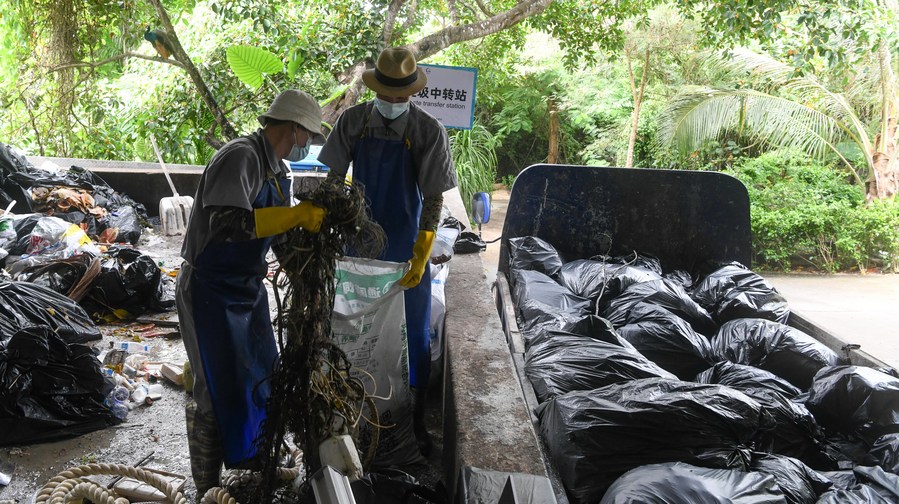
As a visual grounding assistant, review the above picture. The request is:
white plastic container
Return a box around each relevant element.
[119,342,151,354]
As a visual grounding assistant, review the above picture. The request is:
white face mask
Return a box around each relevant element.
[374,97,410,120]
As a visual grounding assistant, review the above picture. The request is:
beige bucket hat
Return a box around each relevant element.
[257,89,325,142]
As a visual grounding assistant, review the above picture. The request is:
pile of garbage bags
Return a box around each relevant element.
[0,142,176,446]
[0,142,148,247]
[508,235,899,504]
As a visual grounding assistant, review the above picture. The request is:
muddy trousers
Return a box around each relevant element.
[411,387,432,456]
[185,400,223,498]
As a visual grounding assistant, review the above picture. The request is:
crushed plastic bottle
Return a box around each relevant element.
[105,385,130,421]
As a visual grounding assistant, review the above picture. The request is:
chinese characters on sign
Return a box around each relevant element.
[411,64,478,130]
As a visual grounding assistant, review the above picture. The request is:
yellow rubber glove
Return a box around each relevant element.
[400,230,435,288]
[254,201,326,238]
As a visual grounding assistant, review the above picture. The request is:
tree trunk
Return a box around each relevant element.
[871,115,898,200]
[323,0,555,121]
[868,43,898,200]
[625,48,650,168]
[548,106,560,164]
[146,0,237,144]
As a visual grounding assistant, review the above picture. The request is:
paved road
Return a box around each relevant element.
[479,187,899,371]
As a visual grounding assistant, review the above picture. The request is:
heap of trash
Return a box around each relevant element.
[0,142,177,447]
[507,235,899,504]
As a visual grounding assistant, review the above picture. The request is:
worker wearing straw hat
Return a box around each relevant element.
[319,46,458,457]
[177,89,326,495]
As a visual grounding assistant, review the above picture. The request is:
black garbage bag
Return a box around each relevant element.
[598,462,788,504]
[604,279,718,336]
[750,453,832,504]
[741,388,841,470]
[350,469,446,503]
[525,331,677,402]
[817,465,899,503]
[508,236,564,278]
[592,264,662,313]
[615,302,716,380]
[8,213,42,255]
[866,434,899,474]
[560,315,632,347]
[100,205,142,244]
[453,231,485,254]
[0,326,115,445]
[664,269,694,290]
[536,377,774,503]
[557,259,615,304]
[0,281,100,344]
[711,319,842,390]
[804,366,899,444]
[512,269,590,341]
[599,251,664,275]
[695,361,802,399]
[82,246,174,318]
[691,263,790,324]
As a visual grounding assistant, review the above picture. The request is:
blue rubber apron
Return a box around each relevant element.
[352,110,431,389]
[190,166,288,468]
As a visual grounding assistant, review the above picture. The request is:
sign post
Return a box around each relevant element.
[411,64,478,130]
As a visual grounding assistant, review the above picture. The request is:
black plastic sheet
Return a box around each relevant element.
[615,302,716,379]
[512,269,590,341]
[691,263,790,324]
[598,462,787,504]
[664,269,694,290]
[749,453,832,504]
[0,326,115,445]
[525,331,676,402]
[604,279,718,336]
[711,319,842,390]
[804,366,899,444]
[508,236,564,278]
[350,469,446,503]
[695,361,802,399]
[0,281,100,344]
[536,377,774,503]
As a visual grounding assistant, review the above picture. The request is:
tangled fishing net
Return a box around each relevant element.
[251,179,385,502]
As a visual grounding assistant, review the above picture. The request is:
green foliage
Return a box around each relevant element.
[728,150,899,272]
[450,122,499,215]
[226,45,283,90]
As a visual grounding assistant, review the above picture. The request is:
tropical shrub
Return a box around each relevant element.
[729,150,899,272]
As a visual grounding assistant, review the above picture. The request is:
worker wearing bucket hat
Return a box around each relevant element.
[319,47,458,457]
[176,89,327,495]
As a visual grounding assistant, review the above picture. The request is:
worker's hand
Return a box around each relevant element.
[400,230,435,288]
[254,201,327,238]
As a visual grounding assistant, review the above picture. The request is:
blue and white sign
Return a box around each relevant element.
[411,64,477,130]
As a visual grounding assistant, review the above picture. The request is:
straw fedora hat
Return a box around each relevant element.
[362,47,428,98]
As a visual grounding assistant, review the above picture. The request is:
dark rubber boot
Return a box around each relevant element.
[411,387,432,457]
[185,401,223,499]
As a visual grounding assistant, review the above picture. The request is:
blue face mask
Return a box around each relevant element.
[374,97,410,120]
[286,129,312,162]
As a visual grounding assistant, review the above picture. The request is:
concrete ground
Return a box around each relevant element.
[480,186,899,371]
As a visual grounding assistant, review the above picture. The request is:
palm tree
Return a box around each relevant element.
[657,47,898,200]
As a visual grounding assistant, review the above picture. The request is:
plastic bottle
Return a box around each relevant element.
[111,385,130,403]
[110,401,129,421]
[131,384,148,404]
